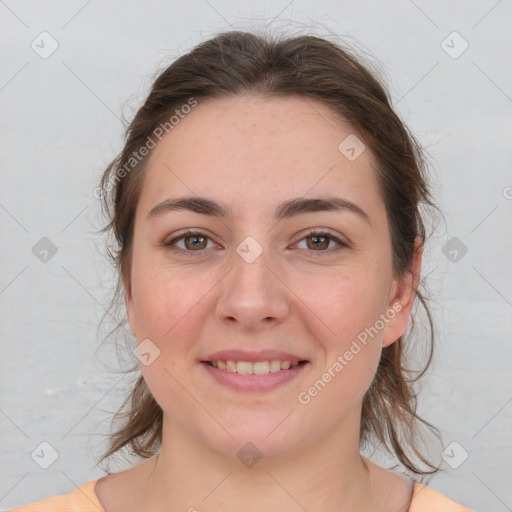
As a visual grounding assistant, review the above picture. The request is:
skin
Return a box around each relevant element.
[95,94,422,512]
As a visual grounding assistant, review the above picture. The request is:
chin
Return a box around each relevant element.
[196,413,309,465]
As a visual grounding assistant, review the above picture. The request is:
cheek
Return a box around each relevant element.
[133,263,209,419]
[130,252,203,339]
[129,255,224,382]
[302,269,388,344]
[298,271,386,399]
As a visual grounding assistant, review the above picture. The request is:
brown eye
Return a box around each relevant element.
[296,230,346,254]
[183,234,208,250]
[306,234,330,250]
[164,231,215,254]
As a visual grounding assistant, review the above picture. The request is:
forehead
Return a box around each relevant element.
[138,94,383,222]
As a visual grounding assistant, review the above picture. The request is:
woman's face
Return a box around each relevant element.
[125,94,419,460]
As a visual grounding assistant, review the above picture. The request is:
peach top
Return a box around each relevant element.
[8,479,473,511]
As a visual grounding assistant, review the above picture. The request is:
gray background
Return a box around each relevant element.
[1,1,511,511]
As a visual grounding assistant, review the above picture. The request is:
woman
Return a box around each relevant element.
[11,30,472,511]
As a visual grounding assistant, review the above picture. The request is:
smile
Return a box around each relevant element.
[201,360,309,392]
[205,360,305,375]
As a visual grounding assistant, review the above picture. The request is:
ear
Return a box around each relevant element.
[124,279,138,338]
[381,237,423,348]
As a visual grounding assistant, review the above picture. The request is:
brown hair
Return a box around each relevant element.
[96,29,439,474]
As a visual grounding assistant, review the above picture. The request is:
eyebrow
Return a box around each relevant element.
[146,195,370,224]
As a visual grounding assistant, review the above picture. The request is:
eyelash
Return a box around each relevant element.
[163,228,346,256]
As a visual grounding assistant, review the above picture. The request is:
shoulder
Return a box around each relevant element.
[7,479,104,512]
[410,483,473,512]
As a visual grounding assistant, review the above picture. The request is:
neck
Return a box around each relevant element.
[139,416,378,512]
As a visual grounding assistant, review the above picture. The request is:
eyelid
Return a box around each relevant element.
[164,229,219,254]
[292,228,347,252]
[163,228,348,255]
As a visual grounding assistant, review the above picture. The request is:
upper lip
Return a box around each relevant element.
[202,350,308,364]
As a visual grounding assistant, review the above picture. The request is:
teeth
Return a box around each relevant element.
[253,361,270,375]
[210,359,301,375]
[236,361,253,375]
[269,359,282,372]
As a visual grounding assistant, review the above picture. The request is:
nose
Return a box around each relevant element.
[215,243,290,330]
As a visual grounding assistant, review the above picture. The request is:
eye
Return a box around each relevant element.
[164,230,217,254]
[295,229,346,253]
[163,228,347,256]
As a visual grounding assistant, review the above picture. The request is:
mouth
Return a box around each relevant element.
[202,359,309,375]
[200,357,310,392]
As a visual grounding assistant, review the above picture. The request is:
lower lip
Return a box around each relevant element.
[201,362,308,392]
